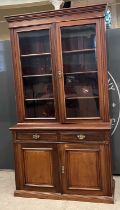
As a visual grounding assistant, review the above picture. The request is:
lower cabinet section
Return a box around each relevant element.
[14,141,112,199]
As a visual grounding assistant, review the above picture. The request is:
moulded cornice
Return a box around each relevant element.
[5,4,106,23]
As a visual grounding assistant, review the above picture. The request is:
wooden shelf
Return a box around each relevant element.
[25,117,56,120]
[21,52,51,57]
[62,48,95,54]
[25,98,54,101]
[64,71,97,75]
[23,74,52,78]
[66,96,99,100]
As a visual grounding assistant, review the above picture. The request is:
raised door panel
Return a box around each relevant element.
[24,148,54,186]
[66,149,99,188]
[61,143,112,196]
[15,143,60,192]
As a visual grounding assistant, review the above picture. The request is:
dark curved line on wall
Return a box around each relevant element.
[108,71,120,135]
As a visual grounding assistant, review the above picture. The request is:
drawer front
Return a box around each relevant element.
[60,131,105,142]
[16,132,57,141]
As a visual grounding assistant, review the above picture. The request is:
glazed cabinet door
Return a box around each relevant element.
[60,143,112,196]
[56,19,109,123]
[13,24,59,122]
[15,143,60,193]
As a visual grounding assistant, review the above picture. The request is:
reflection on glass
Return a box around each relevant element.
[63,51,97,73]
[19,30,50,54]
[23,76,53,99]
[21,55,51,75]
[61,24,96,51]
[25,100,55,118]
[64,73,98,98]
[66,98,99,118]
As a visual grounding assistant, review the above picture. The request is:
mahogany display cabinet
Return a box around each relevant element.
[6,4,114,203]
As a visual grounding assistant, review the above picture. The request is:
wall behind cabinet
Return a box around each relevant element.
[107,28,120,175]
[0,40,16,169]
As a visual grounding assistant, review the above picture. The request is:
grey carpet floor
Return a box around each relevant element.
[0,170,120,210]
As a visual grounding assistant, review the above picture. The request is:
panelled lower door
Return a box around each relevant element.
[61,143,111,196]
[15,143,60,192]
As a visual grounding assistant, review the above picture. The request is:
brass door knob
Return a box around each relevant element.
[58,71,62,79]
[61,165,65,174]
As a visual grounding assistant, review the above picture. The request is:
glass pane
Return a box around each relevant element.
[21,55,51,75]
[61,24,100,118]
[25,100,55,118]
[61,25,96,51]
[66,98,99,118]
[19,30,50,54]
[23,76,53,99]
[18,29,56,119]
[63,51,97,73]
[64,73,98,98]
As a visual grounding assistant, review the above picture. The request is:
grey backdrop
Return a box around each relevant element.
[0,29,120,174]
[107,28,120,174]
[0,41,16,169]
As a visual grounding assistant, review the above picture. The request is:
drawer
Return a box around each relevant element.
[60,131,105,142]
[16,132,57,141]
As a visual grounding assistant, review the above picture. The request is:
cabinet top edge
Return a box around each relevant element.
[5,4,106,23]
[10,122,111,131]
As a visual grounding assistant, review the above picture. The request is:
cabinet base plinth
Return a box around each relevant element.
[14,180,115,204]
[14,190,114,204]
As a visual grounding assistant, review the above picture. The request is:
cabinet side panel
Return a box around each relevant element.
[96,18,110,122]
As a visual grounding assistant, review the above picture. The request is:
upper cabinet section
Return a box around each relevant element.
[6,5,110,123]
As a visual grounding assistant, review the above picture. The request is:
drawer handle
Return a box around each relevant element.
[77,134,85,140]
[33,134,40,140]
